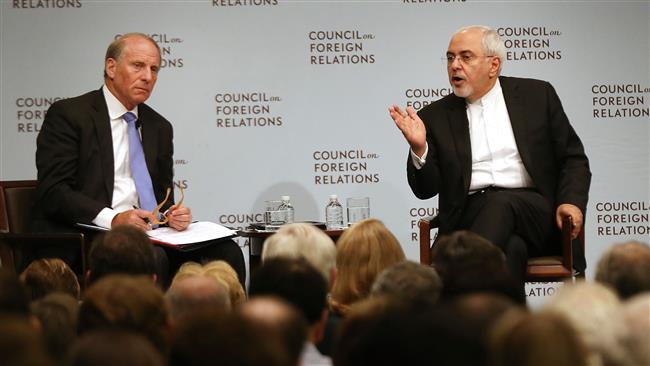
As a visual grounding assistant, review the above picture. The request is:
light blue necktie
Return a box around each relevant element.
[123,112,157,212]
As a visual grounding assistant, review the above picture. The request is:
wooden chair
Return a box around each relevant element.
[0,180,86,274]
[418,215,585,282]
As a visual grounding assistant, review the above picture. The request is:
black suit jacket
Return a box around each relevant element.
[408,76,591,263]
[31,88,175,233]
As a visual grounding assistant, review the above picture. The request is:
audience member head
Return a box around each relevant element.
[238,296,308,366]
[440,292,520,365]
[330,218,406,313]
[595,240,650,299]
[431,230,523,304]
[543,282,627,366]
[0,268,29,316]
[68,329,164,366]
[171,308,292,366]
[171,260,246,307]
[166,275,231,325]
[78,275,169,354]
[0,314,52,366]
[370,260,442,303]
[250,257,328,327]
[262,222,337,286]
[30,293,79,363]
[488,310,589,366]
[618,293,650,366]
[87,225,157,285]
[20,258,80,301]
[335,295,480,366]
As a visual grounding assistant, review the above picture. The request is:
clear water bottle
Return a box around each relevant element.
[325,194,344,230]
[279,195,294,224]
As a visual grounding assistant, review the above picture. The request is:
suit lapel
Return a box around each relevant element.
[446,96,472,192]
[92,89,115,200]
[501,77,532,168]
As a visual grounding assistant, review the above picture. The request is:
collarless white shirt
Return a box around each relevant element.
[92,85,140,228]
[411,79,533,192]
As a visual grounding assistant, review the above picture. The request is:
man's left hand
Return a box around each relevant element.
[166,205,192,231]
[556,203,583,240]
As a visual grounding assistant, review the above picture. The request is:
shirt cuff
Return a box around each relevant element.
[410,143,428,169]
[92,207,119,229]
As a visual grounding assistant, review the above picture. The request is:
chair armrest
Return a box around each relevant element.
[560,216,574,270]
[0,232,86,274]
[419,216,439,265]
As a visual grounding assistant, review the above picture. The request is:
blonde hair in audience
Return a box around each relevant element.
[262,223,337,283]
[171,260,246,307]
[330,219,405,314]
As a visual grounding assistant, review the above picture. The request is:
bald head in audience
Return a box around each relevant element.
[166,276,231,324]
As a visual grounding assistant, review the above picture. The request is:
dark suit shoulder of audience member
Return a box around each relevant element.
[20,258,80,301]
[431,230,525,304]
[78,274,169,355]
[68,329,164,366]
[595,240,650,299]
[30,293,79,363]
[0,268,30,316]
[87,225,157,285]
[171,309,293,366]
[0,314,53,366]
[488,310,589,366]
[370,260,442,303]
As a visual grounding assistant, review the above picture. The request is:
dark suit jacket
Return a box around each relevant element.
[407,76,591,266]
[31,88,175,233]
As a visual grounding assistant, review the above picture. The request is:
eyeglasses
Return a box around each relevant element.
[150,185,185,225]
[444,54,495,65]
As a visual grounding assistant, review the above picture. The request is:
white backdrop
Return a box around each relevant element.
[2,0,649,300]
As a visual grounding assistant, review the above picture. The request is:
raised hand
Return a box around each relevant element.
[389,105,427,157]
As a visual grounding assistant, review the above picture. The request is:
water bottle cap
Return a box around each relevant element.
[281,195,290,201]
[329,194,338,199]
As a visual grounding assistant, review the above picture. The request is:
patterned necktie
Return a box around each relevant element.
[123,112,157,212]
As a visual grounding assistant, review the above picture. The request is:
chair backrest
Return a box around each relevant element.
[0,180,37,234]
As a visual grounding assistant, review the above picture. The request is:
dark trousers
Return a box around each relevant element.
[158,238,246,289]
[455,187,554,286]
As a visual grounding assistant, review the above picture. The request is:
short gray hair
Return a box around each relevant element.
[595,240,650,299]
[454,25,506,74]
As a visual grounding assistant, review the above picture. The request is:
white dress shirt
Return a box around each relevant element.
[92,85,141,228]
[411,79,533,192]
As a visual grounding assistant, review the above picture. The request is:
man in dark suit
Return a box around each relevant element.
[31,33,245,285]
[389,25,591,285]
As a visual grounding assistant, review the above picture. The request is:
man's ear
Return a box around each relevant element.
[489,56,501,78]
[105,58,117,79]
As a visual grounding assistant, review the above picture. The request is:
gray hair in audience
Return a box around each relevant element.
[618,293,650,366]
[370,260,442,302]
[262,223,336,284]
[595,240,650,299]
[542,282,627,366]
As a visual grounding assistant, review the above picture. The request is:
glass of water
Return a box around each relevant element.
[264,200,285,229]
[346,197,370,226]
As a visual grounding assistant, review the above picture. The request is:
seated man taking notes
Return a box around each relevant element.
[30,33,245,285]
